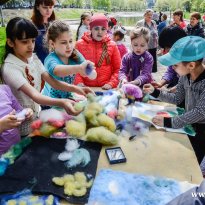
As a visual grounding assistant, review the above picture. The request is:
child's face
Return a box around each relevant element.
[112,35,120,42]
[83,16,91,26]
[51,31,74,58]
[38,3,54,20]
[8,38,35,62]
[91,26,107,41]
[131,36,148,55]
[190,17,199,27]
[172,62,190,76]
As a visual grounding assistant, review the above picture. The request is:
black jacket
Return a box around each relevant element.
[185,23,205,38]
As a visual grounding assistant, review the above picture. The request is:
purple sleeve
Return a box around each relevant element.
[5,85,23,112]
[136,52,153,86]
[162,66,178,83]
[118,53,130,81]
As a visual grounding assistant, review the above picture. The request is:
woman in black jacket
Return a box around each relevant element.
[185,12,205,38]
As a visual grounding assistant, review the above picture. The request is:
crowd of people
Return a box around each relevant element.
[1,1,205,203]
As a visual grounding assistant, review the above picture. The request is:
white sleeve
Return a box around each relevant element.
[3,64,28,90]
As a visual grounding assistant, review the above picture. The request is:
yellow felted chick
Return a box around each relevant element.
[66,120,86,137]
[45,195,54,205]
[86,127,118,145]
[52,177,65,186]
[97,113,116,132]
[6,200,17,205]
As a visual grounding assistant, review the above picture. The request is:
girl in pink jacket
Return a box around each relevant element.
[75,14,121,89]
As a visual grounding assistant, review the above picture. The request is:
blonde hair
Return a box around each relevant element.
[130,27,150,42]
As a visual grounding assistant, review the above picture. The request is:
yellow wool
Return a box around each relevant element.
[45,195,54,205]
[86,127,118,145]
[52,172,93,197]
[6,200,17,205]
[97,113,116,132]
[66,120,86,137]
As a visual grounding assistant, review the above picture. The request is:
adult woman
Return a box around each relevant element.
[136,9,158,73]
[31,0,56,63]
[170,9,186,29]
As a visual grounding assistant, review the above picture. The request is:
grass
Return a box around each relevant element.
[0,27,6,65]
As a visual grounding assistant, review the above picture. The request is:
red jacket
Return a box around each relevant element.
[74,32,121,88]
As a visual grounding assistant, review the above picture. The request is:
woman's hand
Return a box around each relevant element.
[0,110,22,133]
[152,115,164,127]
[143,84,155,94]
[102,84,112,90]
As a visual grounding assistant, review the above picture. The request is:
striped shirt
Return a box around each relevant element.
[151,70,205,128]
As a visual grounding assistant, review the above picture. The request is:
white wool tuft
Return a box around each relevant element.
[65,138,80,152]
[58,151,73,161]
[39,109,64,122]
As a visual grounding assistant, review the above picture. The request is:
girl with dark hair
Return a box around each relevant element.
[1,17,91,136]
[31,0,56,63]
[42,20,94,99]
[76,12,91,41]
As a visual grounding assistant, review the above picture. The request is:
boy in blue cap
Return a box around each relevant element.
[143,36,205,165]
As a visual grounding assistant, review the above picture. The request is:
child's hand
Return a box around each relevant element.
[77,83,85,87]
[129,80,140,86]
[73,86,87,96]
[25,108,34,120]
[152,116,164,127]
[80,60,96,76]
[62,99,82,116]
[102,84,112,90]
[151,81,163,88]
[121,79,128,84]
[0,110,22,133]
[81,87,95,95]
[143,84,154,94]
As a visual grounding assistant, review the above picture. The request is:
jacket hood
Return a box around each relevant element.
[81,31,111,43]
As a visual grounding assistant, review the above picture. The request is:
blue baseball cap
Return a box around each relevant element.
[159,36,205,66]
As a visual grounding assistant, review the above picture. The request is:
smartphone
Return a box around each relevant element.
[105,147,126,164]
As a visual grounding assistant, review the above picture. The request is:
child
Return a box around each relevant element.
[75,14,121,90]
[112,27,128,58]
[170,10,186,29]
[119,27,153,87]
[31,0,56,63]
[143,36,205,164]
[42,20,94,99]
[185,12,205,38]
[153,26,187,90]
[0,84,33,155]
[1,17,90,136]
[157,13,167,35]
[76,12,91,41]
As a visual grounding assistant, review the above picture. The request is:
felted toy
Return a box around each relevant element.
[97,113,116,132]
[121,84,143,104]
[86,127,118,145]
[52,172,93,197]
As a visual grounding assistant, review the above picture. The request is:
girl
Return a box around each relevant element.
[143,36,205,165]
[76,12,91,41]
[136,9,158,73]
[185,12,205,38]
[170,10,186,29]
[75,13,121,90]
[42,20,94,99]
[112,27,128,58]
[119,27,153,87]
[0,83,33,155]
[157,13,167,35]
[1,17,90,136]
[31,0,56,63]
